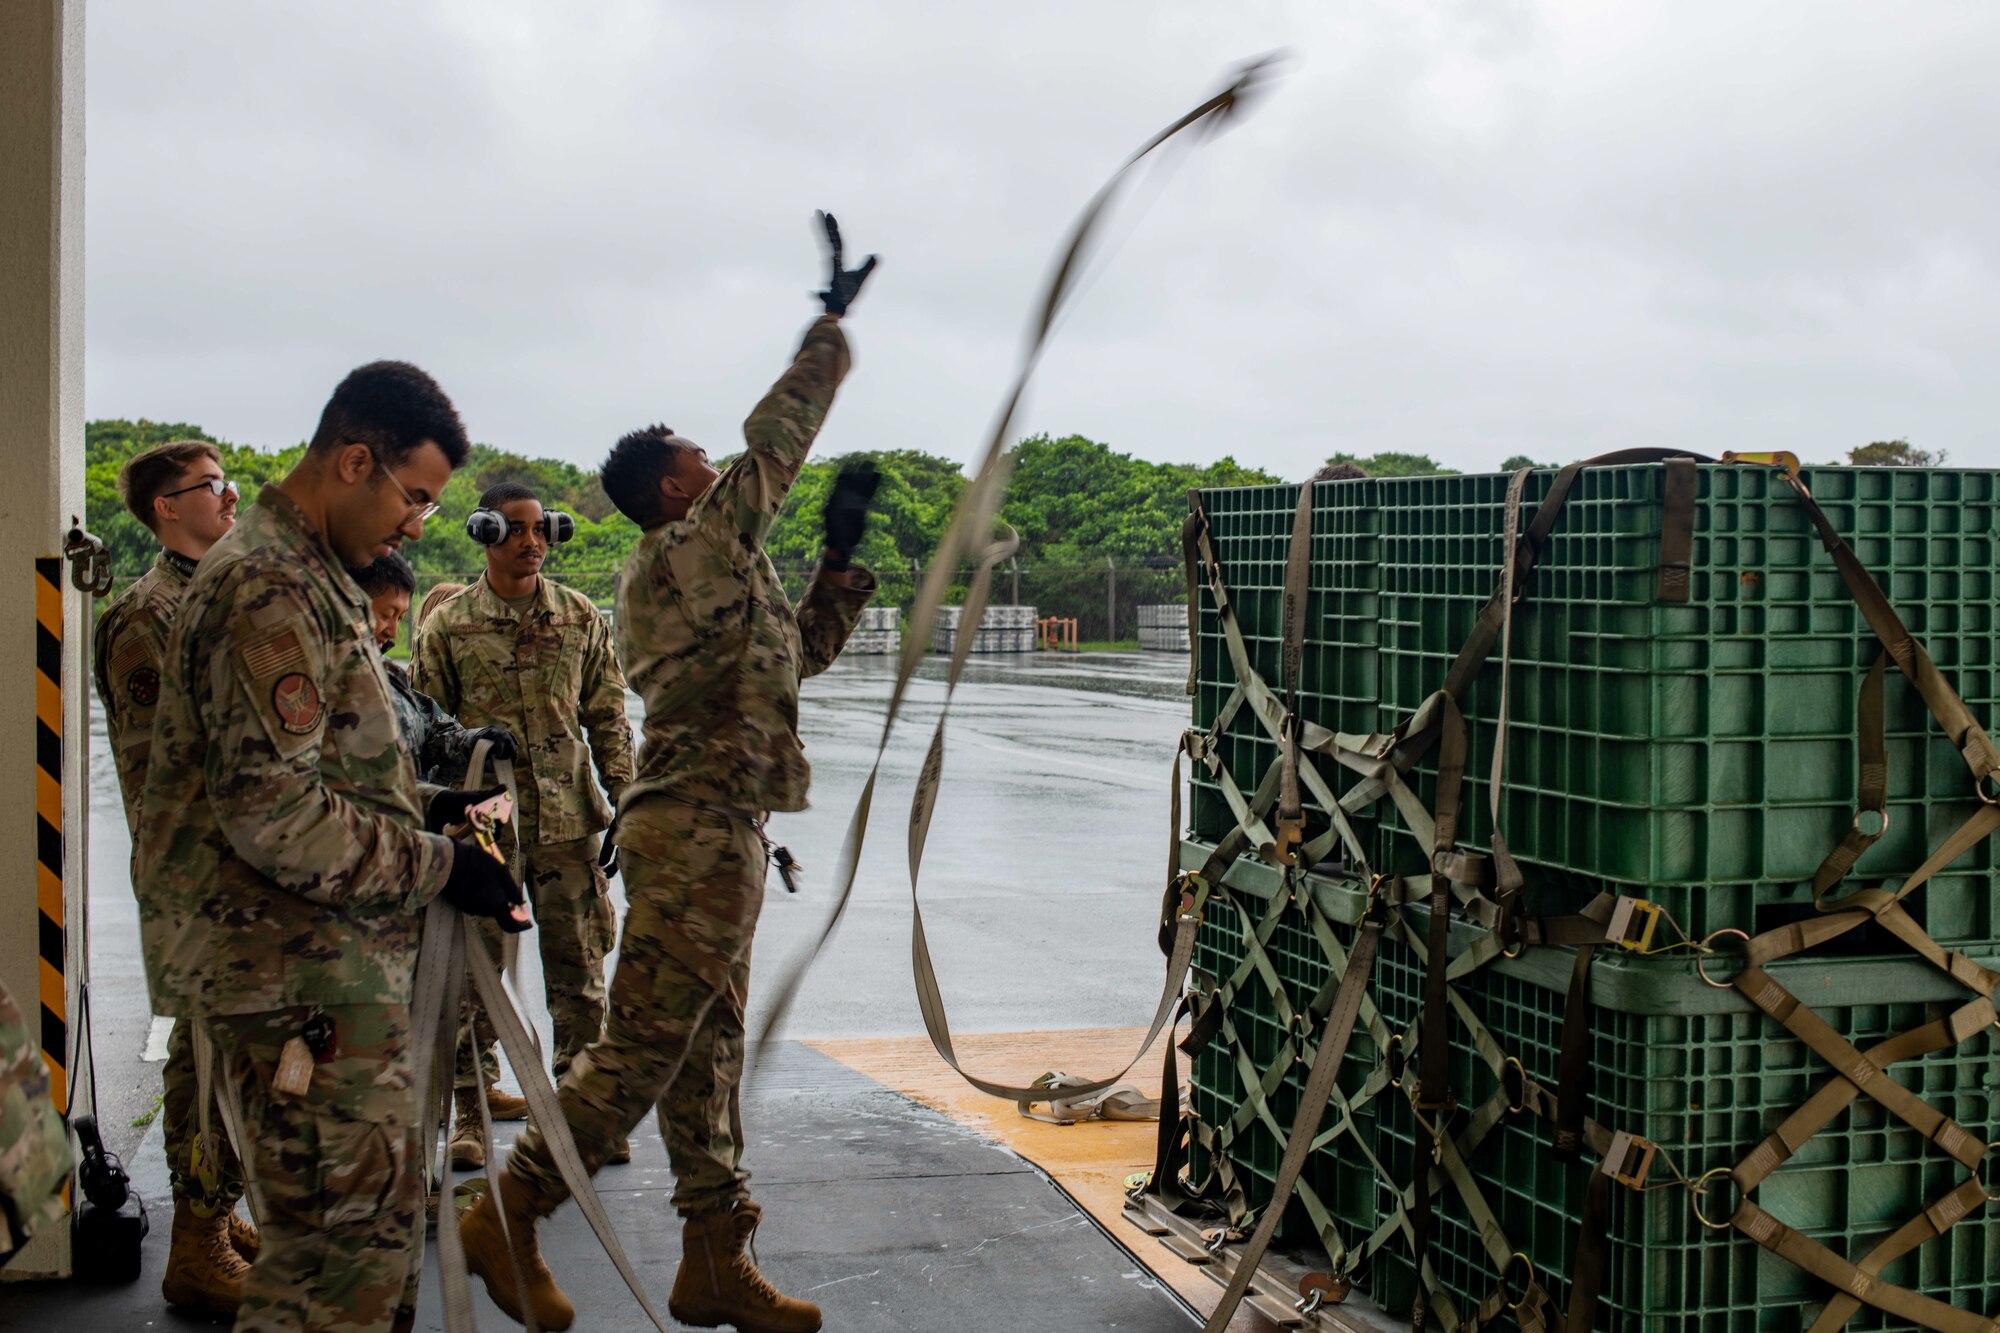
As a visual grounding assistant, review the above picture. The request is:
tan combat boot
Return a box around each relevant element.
[226,1209,260,1262]
[485,1084,529,1122]
[449,1088,487,1169]
[160,1199,251,1315]
[669,1201,822,1333]
[459,1169,575,1331]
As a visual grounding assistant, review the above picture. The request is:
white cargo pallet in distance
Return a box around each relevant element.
[930,605,1038,654]
[1135,604,1186,630]
[857,606,900,632]
[843,630,901,655]
[1138,626,1190,652]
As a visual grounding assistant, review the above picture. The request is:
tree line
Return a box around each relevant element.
[85,419,1943,584]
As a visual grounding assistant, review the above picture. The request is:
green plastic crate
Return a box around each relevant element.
[1191,479,1382,848]
[1181,855,2000,1333]
[1188,899,1382,1248]
[1365,917,2000,1333]
[1190,465,2000,951]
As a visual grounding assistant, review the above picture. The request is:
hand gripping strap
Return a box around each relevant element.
[415,736,673,1333]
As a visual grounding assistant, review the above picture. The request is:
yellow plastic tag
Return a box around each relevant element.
[273,1036,315,1097]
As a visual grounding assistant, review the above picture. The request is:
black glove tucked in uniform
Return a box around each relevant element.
[442,841,531,932]
[822,458,880,572]
[815,211,877,317]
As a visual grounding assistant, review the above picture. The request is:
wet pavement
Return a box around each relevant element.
[79,649,1193,1174]
[19,648,1198,1330]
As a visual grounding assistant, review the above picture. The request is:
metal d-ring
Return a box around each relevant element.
[1691,1167,1739,1232]
[1500,1056,1528,1115]
[1852,807,1890,839]
[1500,1251,1536,1313]
[1696,929,1750,989]
[1979,772,2000,808]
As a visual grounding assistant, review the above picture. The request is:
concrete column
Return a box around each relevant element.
[0,0,85,1281]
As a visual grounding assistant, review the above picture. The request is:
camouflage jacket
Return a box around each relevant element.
[616,314,876,818]
[0,979,70,1259]
[384,659,479,788]
[414,574,634,845]
[135,485,454,1017]
[91,549,194,836]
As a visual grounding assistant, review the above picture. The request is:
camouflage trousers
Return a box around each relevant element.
[208,1003,423,1333]
[161,1017,246,1215]
[455,832,615,1089]
[508,800,763,1217]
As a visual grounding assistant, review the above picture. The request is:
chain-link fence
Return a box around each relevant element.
[93,557,1189,657]
[404,558,1187,647]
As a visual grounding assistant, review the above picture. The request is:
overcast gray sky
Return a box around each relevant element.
[85,1,2000,475]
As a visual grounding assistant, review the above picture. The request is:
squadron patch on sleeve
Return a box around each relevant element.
[270,672,323,735]
[125,667,160,708]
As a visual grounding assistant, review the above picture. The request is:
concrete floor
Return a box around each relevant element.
[79,649,1192,1166]
[14,648,1200,1329]
[0,1042,1197,1331]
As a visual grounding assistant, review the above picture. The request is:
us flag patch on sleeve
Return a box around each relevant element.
[243,628,307,679]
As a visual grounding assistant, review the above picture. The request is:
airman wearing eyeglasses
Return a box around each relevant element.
[134,362,530,1333]
[89,437,255,1318]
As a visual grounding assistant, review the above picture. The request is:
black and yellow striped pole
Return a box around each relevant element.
[33,557,67,1118]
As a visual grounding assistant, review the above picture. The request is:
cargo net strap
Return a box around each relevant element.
[1177,454,2000,1333]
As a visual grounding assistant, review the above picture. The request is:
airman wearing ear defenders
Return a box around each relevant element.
[414,482,635,1165]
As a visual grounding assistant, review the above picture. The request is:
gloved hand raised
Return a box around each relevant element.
[427,785,507,834]
[442,842,532,932]
[814,211,877,317]
[821,458,880,571]
[468,726,517,762]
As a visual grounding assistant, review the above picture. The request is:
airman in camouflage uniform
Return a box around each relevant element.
[88,438,257,1315]
[0,976,71,1262]
[413,490,635,1155]
[135,362,530,1333]
[462,216,880,1333]
[354,554,532,1124]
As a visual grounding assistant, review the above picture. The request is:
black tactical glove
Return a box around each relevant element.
[442,841,532,932]
[427,785,507,834]
[468,726,517,762]
[821,458,880,571]
[814,211,877,317]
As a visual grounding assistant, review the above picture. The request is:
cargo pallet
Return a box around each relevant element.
[1149,456,2000,1333]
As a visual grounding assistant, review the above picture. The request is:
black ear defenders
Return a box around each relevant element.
[466,509,576,546]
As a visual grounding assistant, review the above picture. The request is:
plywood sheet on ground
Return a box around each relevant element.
[808,1025,1278,1332]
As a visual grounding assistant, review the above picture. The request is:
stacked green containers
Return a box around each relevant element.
[1184,464,2000,1332]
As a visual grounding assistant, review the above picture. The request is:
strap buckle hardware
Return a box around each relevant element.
[1607,897,1664,953]
[1978,772,2000,808]
[1720,449,1801,481]
[1202,1226,1239,1254]
[1295,1273,1348,1315]
[1601,1130,1658,1188]
[1176,873,1210,924]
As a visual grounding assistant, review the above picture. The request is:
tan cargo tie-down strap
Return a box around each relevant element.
[1198,889,1388,1333]
[1181,454,1707,1329]
[748,56,1284,1105]
[1700,460,2000,1333]
[413,740,674,1333]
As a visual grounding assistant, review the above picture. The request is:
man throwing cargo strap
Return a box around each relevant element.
[460,215,881,1333]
